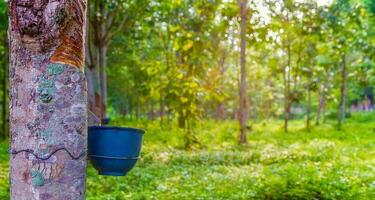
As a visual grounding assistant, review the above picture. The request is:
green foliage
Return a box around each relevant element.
[83,113,375,199]
[0,141,8,199]
[99,0,375,135]
[1,0,375,196]
[2,114,375,199]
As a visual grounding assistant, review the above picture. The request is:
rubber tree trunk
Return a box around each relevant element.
[238,0,248,144]
[284,44,291,133]
[215,50,227,120]
[9,1,87,199]
[86,0,113,123]
[316,82,327,125]
[86,65,101,125]
[85,20,102,126]
[86,41,107,124]
[306,88,312,131]
[99,46,107,121]
[338,54,347,130]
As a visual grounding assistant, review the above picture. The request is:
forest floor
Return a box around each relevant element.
[1,112,375,199]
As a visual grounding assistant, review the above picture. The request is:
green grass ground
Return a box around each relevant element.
[1,112,375,199]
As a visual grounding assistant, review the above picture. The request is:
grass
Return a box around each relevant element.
[1,112,375,199]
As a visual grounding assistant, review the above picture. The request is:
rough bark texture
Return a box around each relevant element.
[84,12,101,125]
[9,0,87,199]
[338,54,347,129]
[85,26,107,123]
[238,0,248,144]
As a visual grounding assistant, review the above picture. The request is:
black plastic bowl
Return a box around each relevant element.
[88,126,145,176]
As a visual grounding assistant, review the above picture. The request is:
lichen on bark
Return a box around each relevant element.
[9,0,88,199]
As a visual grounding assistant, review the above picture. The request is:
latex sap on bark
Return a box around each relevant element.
[9,0,87,199]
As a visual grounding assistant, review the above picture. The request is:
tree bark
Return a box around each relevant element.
[338,54,347,129]
[284,44,291,133]
[99,46,107,121]
[306,88,311,131]
[87,0,134,123]
[9,1,87,199]
[85,66,101,125]
[316,82,327,125]
[238,0,248,144]
[85,18,101,126]
[215,49,227,120]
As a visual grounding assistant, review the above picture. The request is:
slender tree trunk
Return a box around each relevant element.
[284,44,291,133]
[99,46,107,121]
[316,83,326,125]
[216,103,225,120]
[306,88,312,131]
[338,54,347,129]
[284,67,289,132]
[86,1,108,124]
[9,1,87,199]
[215,50,227,120]
[166,107,172,125]
[86,66,101,125]
[85,18,101,126]
[322,98,327,123]
[294,51,301,91]
[316,91,323,125]
[2,36,8,139]
[160,93,164,126]
[238,0,248,144]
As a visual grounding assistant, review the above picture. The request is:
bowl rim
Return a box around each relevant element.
[89,155,140,160]
[88,126,145,134]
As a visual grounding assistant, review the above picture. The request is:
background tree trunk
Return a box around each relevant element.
[85,20,101,126]
[338,54,347,129]
[99,46,108,121]
[86,0,136,123]
[215,49,227,120]
[316,82,327,125]
[238,0,248,144]
[284,44,291,133]
[306,88,312,131]
[9,1,87,199]
[85,66,101,125]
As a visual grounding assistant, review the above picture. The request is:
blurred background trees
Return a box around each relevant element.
[0,0,375,148]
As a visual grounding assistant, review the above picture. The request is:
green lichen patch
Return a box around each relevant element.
[30,170,45,187]
[38,78,55,91]
[38,77,57,103]
[47,63,66,76]
[38,63,67,103]
[42,129,53,145]
[40,90,53,103]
